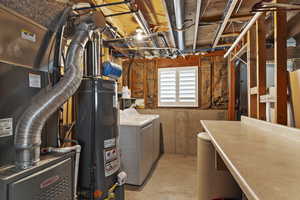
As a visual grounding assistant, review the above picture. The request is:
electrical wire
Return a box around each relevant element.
[173,19,195,31]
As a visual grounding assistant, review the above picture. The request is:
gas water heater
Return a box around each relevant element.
[76,39,125,200]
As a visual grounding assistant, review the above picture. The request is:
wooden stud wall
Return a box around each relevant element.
[122,52,229,109]
[256,14,266,120]
[121,52,229,155]
[274,0,288,125]
[247,26,257,118]
[228,57,236,120]
[228,6,288,125]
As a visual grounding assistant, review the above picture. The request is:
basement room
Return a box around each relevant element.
[0,0,300,200]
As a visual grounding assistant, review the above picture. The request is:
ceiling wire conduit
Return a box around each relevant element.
[14,22,93,169]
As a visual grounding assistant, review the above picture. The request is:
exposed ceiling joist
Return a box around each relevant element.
[199,14,253,24]
[221,32,240,37]
[212,0,240,48]
[216,43,233,48]
[230,14,253,22]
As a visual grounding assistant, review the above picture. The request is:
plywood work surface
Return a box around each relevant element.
[201,116,300,200]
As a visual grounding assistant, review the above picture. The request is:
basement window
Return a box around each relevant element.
[158,66,198,107]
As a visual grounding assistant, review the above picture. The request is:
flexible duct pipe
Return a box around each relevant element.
[173,0,185,50]
[14,22,92,169]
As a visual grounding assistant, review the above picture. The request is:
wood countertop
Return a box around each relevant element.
[201,116,300,200]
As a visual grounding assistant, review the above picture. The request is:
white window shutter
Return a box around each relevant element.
[158,69,176,103]
[178,67,198,106]
[158,66,198,107]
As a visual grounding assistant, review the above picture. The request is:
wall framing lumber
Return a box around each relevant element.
[230,43,247,61]
[221,32,240,38]
[274,0,288,125]
[228,56,236,120]
[256,14,266,120]
[247,26,257,118]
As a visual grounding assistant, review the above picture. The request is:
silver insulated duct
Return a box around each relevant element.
[173,0,185,50]
[14,22,92,169]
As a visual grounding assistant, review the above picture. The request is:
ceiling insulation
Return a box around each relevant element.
[91,0,169,37]
[0,0,67,28]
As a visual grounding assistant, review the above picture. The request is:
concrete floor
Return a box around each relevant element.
[125,154,197,200]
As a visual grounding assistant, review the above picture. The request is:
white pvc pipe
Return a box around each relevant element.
[47,145,81,199]
[224,12,263,58]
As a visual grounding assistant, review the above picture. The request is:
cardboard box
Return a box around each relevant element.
[289,70,300,128]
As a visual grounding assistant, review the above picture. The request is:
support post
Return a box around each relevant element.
[256,14,266,120]
[247,27,257,118]
[274,0,288,125]
[228,56,236,120]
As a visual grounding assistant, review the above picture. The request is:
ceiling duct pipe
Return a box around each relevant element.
[173,0,185,50]
[193,0,202,51]
[14,22,93,169]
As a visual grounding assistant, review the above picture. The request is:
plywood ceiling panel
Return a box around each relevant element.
[201,0,227,18]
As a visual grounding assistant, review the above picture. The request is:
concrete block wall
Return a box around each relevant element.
[138,109,227,155]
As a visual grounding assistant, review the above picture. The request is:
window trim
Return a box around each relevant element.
[158,66,199,108]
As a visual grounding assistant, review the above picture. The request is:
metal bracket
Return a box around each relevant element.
[74,0,132,11]
[105,10,138,18]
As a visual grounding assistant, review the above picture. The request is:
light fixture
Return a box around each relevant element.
[135,29,144,41]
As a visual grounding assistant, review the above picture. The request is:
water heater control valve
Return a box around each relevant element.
[117,171,127,186]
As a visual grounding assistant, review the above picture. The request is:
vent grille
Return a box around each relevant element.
[36,175,71,200]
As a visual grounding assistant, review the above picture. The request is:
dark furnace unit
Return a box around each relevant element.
[76,40,125,200]
[0,5,86,200]
[0,3,125,200]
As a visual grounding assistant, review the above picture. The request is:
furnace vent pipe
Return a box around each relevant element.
[14,23,92,169]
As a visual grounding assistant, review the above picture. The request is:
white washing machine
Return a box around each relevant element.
[119,109,160,185]
[121,109,160,162]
